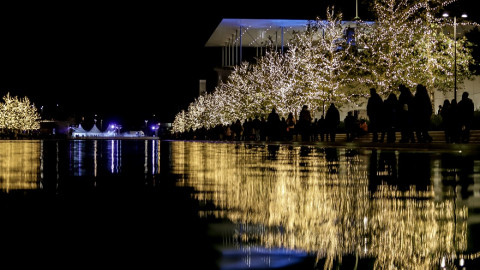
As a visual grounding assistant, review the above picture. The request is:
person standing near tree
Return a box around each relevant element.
[457,91,475,143]
[440,99,452,143]
[267,107,281,141]
[298,105,313,141]
[383,92,399,143]
[344,111,356,142]
[412,84,433,143]
[285,112,296,141]
[398,84,415,143]
[325,103,340,142]
[367,88,384,143]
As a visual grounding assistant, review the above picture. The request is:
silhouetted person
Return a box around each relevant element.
[260,116,267,141]
[449,99,461,143]
[279,117,287,141]
[440,99,451,143]
[286,112,296,141]
[232,119,243,140]
[457,91,474,143]
[243,118,254,141]
[298,105,312,141]
[412,84,432,143]
[383,92,399,143]
[317,115,326,142]
[252,115,261,141]
[344,111,356,142]
[398,84,415,143]
[325,103,340,142]
[367,88,384,142]
[267,108,281,141]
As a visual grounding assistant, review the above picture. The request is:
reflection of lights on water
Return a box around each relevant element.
[94,140,97,178]
[144,140,148,175]
[364,237,368,254]
[171,142,472,270]
[0,141,40,191]
[73,140,85,176]
[111,140,115,173]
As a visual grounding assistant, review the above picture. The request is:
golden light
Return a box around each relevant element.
[171,141,470,269]
[0,141,41,191]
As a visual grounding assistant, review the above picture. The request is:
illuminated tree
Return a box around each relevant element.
[172,110,186,134]
[172,0,475,134]
[354,0,473,95]
[0,93,40,132]
[288,7,361,111]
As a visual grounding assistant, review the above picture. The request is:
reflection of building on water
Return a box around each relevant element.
[171,142,475,269]
[0,141,40,191]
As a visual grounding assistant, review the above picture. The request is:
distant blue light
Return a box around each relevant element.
[219,247,309,270]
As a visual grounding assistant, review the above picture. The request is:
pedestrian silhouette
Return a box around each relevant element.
[440,99,452,143]
[298,105,313,141]
[398,84,415,143]
[383,92,399,143]
[286,112,296,141]
[267,108,281,141]
[325,103,340,142]
[367,88,384,142]
[457,91,475,143]
[344,111,356,142]
[412,84,432,143]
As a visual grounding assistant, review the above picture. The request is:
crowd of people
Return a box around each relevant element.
[175,104,342,142]
[365,84,475,144]
[174,84,475,144]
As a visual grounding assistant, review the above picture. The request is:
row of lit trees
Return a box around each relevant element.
[173,0,475,134]
[0,93,40,132]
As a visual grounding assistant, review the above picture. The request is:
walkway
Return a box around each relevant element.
[250,130,480,152]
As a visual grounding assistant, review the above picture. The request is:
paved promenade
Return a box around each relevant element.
[240,130,480,152]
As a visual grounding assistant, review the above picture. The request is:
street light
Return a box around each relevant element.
[443,11,468,101]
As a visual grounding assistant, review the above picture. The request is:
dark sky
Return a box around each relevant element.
[0,1,476,128]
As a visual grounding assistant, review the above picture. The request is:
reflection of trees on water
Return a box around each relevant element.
[171,142,474,269]
[0,141,40,191]
[441,152,475,200]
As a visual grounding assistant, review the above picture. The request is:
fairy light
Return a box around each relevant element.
[0,92,40,132]
[172,0,475,134]
[354,0,474,96]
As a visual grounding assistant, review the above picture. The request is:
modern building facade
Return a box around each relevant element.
[205,18,480,120]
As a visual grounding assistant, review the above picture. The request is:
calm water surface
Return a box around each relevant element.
[1,139,479,269]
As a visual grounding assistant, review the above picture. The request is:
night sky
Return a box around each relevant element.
[0,1,477,129]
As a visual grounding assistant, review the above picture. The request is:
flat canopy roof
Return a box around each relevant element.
[205,18,310,48]
[205,18,364,48]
